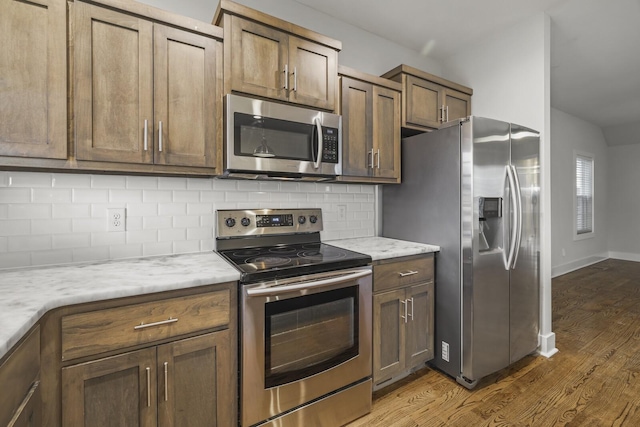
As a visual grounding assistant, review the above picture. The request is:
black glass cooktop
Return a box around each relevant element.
[218,242,371,283]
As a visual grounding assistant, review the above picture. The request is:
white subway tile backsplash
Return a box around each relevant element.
[0,172,376,269]
[0,220,31,236]
[0,252,31,269]
[143,216,173,230]
[52,173,91,188]
[72,218,104,233]
[73,246,110,263]
[158,228,186,242]
[7,204,52,219]
[31,249,73,266]
[9,172,52,188]
[54,204,91,219]
[52,233,91,249]
[158,203,186,216]
[109,189,143,203]
[8,235,51,252]
[74,189,109,203]
[159,177,187,190]
[1,188,31,203]
[126,229,158,244]
[187,177,213,190]
[126,176,159,189]
[143,190,172,203]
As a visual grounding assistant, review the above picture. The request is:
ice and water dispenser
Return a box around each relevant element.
[478,197,502,251]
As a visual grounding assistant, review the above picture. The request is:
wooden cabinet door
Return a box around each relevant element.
[405,282,435,369]
[341,77,372,177]
[405,75,442,129]
[62,347,157,427]
[157,331,234,427]
[373,86,400,180]
[74,2,154,164]
[153,25,221,169]
[0,0,66,159]
[229,16,288,102]
[373,289,406,385]
[288,37,337,111]
[443,88,472,123]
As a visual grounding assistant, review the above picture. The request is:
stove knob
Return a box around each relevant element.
[309,215,318,224]
[225,218,236,228]
[241,217,250,227]
[298,215,306,225]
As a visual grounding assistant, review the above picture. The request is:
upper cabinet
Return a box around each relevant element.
[0,0,67,160]
[382,64,473,134]
[73,1,223,174]
[339,66,401,184]
[214,0,341,111]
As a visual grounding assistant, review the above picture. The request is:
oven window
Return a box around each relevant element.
[264,286,359,388]
[235,112,314,161]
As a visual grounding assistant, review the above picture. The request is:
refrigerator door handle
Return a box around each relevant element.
[505,165,518,270]
[510,165,523,269]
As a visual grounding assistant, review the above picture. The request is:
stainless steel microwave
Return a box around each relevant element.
[223,94,342,180]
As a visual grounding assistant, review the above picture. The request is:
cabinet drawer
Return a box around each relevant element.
[0,326,40,427]
[374,255,433,293]
[61,290,230,361]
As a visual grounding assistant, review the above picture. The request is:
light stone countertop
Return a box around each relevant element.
[0,237,439,361]
[0,252,240,361]
[327,236,440,261]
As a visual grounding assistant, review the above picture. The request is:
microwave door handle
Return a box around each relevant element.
[313,117,323,169]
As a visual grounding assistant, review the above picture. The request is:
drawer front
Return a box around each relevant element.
[374,255,434,293]
[0,326,40,427]
[62,290,230,361]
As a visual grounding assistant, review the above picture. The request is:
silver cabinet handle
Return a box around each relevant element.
[400,299,407,323]
[163,362,169,402]
[440,105,445,123]
[283,64,289,90]
[446,105,449,122]
[293,66,297,92]
[145,367,151,407]
[158,121,163,152]
[376,149,380,169]
[408,297,414,320]
[143,120,148,151]
[368,150,374,168]
[398,270,418,277]
[134,317,178,330]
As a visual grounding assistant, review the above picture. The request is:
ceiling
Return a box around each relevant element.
[293,0,640,141]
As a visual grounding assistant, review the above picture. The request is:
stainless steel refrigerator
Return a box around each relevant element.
[383,116,540,389]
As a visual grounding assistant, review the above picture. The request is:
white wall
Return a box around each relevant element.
[439,14,556,356]
[140,0,442,76]
[608,144,640,261]
[0,172,375,269]
[550,108,609,277]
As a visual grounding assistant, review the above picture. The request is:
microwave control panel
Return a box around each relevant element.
[321,127,339,163]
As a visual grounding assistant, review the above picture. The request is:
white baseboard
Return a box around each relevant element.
[608,251,640,262]
[551,253,609,278]
[538,332,558,358]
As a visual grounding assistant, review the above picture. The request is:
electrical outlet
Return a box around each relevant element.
[442,341,450,362]
[108,208,126,232]
[337,204,347,221]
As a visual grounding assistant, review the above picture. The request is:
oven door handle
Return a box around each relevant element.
[245,269,371,297]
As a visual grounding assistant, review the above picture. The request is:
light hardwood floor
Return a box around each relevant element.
[347,259,640,426]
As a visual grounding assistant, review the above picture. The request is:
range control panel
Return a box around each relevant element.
[216,208,323,238]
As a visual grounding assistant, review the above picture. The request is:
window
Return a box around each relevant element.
[575,153,594,236]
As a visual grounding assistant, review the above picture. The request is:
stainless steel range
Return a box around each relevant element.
[215,208,373,427]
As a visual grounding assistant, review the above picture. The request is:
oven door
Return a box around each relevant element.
[241,267,372,427]
[224,94,342,178]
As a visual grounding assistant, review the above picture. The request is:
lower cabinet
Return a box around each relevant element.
[62,331,231,426]
[372,254,435,389]
[0,326,41,427]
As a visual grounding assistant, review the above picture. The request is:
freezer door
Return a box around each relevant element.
[509,124,540,363]
[461,117,511,382]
